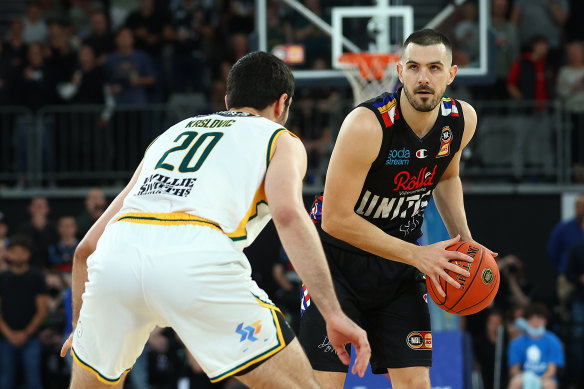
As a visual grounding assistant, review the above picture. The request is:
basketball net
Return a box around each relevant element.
[338,53,401,106]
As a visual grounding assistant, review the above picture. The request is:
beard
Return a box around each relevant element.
[403,84,444,112]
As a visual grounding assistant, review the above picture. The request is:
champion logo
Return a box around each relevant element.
[235,320,262,342]
[416,149,428,159]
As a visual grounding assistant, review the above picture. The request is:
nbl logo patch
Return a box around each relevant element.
[436,126,453,158]
[406,331,432,350]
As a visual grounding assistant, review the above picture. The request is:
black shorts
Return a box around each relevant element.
[298,241,432,374]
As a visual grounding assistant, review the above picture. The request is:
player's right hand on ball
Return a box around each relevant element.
[325,313,371,377]
[416,235,473,297]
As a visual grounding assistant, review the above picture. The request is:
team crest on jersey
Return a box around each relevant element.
[436,126,453,158]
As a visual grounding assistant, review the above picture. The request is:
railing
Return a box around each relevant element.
[0,100,576,189]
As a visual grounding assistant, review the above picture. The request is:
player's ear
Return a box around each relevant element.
[275,93,288,118]
[396,62,403,83]
[447,65,458,85]
[224,95,229,110]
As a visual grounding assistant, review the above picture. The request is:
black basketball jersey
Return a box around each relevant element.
[310,88,465,250]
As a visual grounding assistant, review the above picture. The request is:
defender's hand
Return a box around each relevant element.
[325,313,371,377]
[416,235,474,297]
[60,333,73,358]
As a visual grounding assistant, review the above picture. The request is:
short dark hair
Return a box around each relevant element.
[226,51,295,110]
[529,34,549,51]
[524,303,549,321]
[403,29,453,57]
[8,234,32,251]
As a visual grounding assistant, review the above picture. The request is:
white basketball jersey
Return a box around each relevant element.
[117,111,292,249]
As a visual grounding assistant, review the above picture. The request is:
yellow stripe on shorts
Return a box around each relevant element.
[71,348,131,385]
[115,212,222,232]
[208,300,286,382]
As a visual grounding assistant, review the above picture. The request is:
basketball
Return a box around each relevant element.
[426,242,500,315]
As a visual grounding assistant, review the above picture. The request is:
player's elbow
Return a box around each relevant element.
[73,241,94,263]
[321,213,347,240]
[271,205,304,227]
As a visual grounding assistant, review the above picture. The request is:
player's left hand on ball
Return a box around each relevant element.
[325,313,371,377]
[60,333,73,358]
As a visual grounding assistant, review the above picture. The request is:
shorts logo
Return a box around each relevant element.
[317,336,337,354]
[436,126,453,158]
[406,331,432,350]
[235,320,262,342]
[76,320,83,339]
[482,268,494,285]
[423,293,428,303]
[416,149,428,159]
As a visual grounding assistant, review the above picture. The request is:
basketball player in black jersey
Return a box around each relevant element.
[299,29,497,389]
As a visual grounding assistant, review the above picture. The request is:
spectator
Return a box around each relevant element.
[45,19,78,84]
[104,27,156,105]
[490,0,520,99]
[511,0,569,70]
[220,0,254,35]
[454,2,480,67]
[16,197,59,269]
[22,1,49,45]
[507,35,554,104]
[496,254,532,312]
[83,11,116,64]
[507,303,564,389]
[2,19,28,99]
[125,0,172,60]
[564,222,584,389]
[0,41,8,105]
[48,216,78,274]
[0,235,49,389]
[287,0,330,69]
[76,188,106,239]
[69,0,99,39]
[546,193,584,274]
[474,309,507,389]
[556,42,584,182]
[168,0,216,93]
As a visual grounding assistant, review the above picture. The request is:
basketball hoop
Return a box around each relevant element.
[338,52,401,105]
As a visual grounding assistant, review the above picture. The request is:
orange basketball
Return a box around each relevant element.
[426,242,499,315]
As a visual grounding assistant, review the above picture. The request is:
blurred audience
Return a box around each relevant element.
[546,193,584,274]
[556,42,584,182]
[507,303,563,389]
[48,216,78,273]
[0,235,49,389]
[22,1,49,45]
[490,0,520,99]
[76,187,106,239]
[473,309,508,389]
[16,197,59,269]
[83,10,116,64]
[564,219,584,389]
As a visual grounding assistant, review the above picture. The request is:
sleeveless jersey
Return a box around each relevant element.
[311,88,465,249]
[118,111,291,249]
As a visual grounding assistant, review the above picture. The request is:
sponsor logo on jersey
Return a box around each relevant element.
[137,174,197,197]
[235,320,262,342]
[406,331,432,350]
[437,126,453,158]
[355,189,433,223]
[385,148,410,166]
[482,268,494,285]
[394,165,437,192]
[416,149,428,159]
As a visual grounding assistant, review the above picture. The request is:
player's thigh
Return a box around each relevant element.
[387,366,430,389]
[236,338,320,389]
[363,278,432,372]
[69,362,128,389]
[72,222,160,384]
[314,370,347,389]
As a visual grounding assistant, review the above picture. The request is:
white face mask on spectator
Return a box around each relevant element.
[525,324,545,338]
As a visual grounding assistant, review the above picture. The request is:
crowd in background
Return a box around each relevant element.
[1,0,584,388]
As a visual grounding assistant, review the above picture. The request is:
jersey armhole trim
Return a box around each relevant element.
[266,128,298,168]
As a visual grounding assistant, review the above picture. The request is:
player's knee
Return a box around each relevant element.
[394,375,430,389]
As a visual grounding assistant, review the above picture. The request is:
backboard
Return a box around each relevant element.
[257,0,492,85]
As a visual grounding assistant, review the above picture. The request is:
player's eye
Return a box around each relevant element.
[408,64,417,70]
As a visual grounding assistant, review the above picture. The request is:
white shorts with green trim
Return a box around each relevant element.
[72,217,289,384]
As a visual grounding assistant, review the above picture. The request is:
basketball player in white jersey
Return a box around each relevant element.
[60,51,370,389]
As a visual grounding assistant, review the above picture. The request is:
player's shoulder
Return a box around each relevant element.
[456,99,477,124]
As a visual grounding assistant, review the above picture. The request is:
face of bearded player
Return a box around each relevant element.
[398,43,457,113]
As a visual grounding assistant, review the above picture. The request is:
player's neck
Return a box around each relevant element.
[228,107,276,122]
[399,89,439,138]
